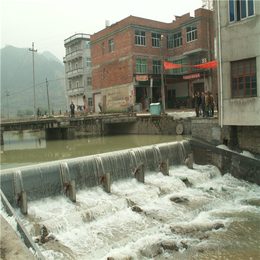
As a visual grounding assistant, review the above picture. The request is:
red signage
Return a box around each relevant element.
[183,73,200,80]
[136,74,148,81]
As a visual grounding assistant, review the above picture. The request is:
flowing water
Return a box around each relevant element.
[1,131,260,259]
[2,165,259,260]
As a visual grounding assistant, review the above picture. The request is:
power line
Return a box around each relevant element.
[1,77,66,99]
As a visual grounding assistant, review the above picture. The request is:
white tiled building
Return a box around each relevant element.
[63,33,93,111]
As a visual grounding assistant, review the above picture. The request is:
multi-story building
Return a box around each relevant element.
[90,8,216,112]
[215,0,259,126]
[63,33,93,111]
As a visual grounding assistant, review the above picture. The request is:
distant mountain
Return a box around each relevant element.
[41,51,62,63]
[1,45,66,118]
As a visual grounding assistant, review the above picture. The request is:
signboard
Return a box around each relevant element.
[183,73,200,80]
[136,74,148,81]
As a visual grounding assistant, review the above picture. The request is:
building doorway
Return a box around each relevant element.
[94,93,102,112]
[167,89,176,108]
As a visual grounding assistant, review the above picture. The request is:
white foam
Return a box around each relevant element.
[17,165,260,259]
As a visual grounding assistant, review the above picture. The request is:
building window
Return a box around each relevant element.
[75,63,78,69]
[229,0,255,22]
[75,46,78,51]
[86,58,91,67]
[153,60,161,74]
[68,62,72,71]
[87,77,92,86]
[103,68,106,79]
[88,98,92,107]
[168,32,183,49]
[68,47,71,54]
[168,58,188,74]
[135,30,146,46]
[86,40,91,49]
[231,58,257,98]
[174,32,183,47]
[136,59,147,74]
[102,42,105,55]
[186,25,197,42]
[76,81,79,88]
[167,35,174,49]
[69,81,71,89]
[109,39,114,52]
[152,33,161,47]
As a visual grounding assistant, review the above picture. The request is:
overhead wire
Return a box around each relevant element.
[1,77,66,99]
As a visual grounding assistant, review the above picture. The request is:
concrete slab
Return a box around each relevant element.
[0,215,37,260]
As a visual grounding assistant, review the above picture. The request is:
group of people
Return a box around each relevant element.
[193,92,216,117]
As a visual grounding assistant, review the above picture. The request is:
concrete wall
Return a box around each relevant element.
[191,140,260,185]
[216,0,260,126]
[106,116,191,135]
[192,117,260,154]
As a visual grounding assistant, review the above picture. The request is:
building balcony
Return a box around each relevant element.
[64,33,91,45]
[66,68,84,78]
[63,50,83,63]
[67,86,84,96]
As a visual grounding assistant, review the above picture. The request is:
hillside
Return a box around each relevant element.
[1,45,66,118]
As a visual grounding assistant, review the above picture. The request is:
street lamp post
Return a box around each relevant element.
[160,35,166,114]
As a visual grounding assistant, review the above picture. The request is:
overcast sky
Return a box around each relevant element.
[1,0,203,62]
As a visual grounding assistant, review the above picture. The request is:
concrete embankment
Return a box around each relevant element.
[1,215,37,260]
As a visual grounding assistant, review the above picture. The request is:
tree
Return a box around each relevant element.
[17,110,25,117]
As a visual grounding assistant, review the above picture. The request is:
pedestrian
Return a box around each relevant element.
[210,93,215,117]
[197,92,202,116]
[201,92,206,117]
[70,101,75,117]
[193,93,199,117]
[208,92,212,117]
[216,93,219,113]
[205,92,209,117]
[37,108,40,118]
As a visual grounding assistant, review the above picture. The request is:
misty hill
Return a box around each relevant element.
[41,51,62,63]
[1,45,66,118]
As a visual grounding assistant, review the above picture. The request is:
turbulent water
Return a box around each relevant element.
[5,164,259,260]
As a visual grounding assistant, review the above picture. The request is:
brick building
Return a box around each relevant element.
[90,8,216,112]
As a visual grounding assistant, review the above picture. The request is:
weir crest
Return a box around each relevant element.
[1,140,191,208]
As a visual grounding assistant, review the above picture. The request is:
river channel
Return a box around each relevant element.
[0,130,189,170]
[1,131,260,259]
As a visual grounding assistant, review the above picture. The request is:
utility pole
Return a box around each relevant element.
[5,89,10,120]
[29,42,37,120]
[46,78,51,117]
[160,35,166,114]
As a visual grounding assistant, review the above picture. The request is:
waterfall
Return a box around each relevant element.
[1,140,191,206]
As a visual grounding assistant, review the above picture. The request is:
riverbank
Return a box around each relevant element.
[0,215,37,260]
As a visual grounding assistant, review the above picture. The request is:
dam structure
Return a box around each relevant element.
[1,140,192,209]
[1,135,260,260]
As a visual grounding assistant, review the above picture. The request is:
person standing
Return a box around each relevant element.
[193,93,199,117]
[70,101,75,117]
[208,92,212,117]
[205,92,209,117]
[201,92,206,117]
[210,93,215,117]
[197,92,202,116]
